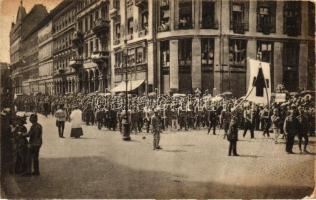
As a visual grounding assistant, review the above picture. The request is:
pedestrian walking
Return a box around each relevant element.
[54,104,66,138]
[151,109,162,150]
[70,105,83,138]
[227,116,239,156]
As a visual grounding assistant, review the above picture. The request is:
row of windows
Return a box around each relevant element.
[77,0,98,12]
[155,0,314,36]
[78,6,108,34]
[54,31,73,52]
[114,46,147,68]
[53,8,76,33]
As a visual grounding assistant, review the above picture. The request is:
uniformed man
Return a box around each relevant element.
[151,109,162,150]
[297,108,309,153]
[25,114,42,176]
[207,106,217,135]
[283,109,299,154]
[243,106,255,139]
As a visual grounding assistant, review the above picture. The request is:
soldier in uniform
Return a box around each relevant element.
[221,105,232,139]
[207,106,217,135]
[227,116,239,156]
[283,109,299,154]
[297,108,309,153]
[151,109,162,150]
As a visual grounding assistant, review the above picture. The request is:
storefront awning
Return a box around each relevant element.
[111,80,144,93]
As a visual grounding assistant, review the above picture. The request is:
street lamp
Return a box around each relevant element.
[122,39,131,141]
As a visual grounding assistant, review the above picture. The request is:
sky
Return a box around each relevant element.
[0,0,62,63]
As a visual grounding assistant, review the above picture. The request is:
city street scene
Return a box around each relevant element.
[0,0,315,199]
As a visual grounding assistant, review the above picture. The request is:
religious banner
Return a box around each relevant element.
[245,58,271,105]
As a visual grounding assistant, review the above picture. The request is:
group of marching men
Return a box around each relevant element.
[13,89,315,154]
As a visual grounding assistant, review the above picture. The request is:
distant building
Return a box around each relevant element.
[10,1,48,95]
[0,62,12,109]
[51,0,77,95]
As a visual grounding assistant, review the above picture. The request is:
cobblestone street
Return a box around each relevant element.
[2,114,315,198]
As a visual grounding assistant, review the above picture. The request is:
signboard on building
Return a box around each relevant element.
[274,93,286,103]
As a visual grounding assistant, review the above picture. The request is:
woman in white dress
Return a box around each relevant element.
[70,105,83,138]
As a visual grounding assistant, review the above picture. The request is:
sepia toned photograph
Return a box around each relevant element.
[0,0,315,198]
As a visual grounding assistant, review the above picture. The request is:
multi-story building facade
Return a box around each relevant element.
[10,2,48,95]
[109,0,315,97]
[70,0,110,93]
[38,18,54,95]
[52,0,77,95]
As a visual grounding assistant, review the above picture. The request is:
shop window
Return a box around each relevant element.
[201,0,215,29]
[284,1,301,36]
[179,39,192,66]
[229,39,247,67]
[127,49,135,66]
[136,47,145,64]
[178,0,193,29]
[161,41,170,68]
[158,0,170,32]
[115,51,123,68]
[201,38,214,67]
[230,0,249,34]
[257,1,276,34]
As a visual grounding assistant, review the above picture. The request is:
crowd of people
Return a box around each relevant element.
[1,85,315,177]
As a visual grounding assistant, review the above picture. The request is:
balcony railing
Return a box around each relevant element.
[93,19,110,36]
[135,0,147,8]
[69,57,83,71]
[91,51,109,64]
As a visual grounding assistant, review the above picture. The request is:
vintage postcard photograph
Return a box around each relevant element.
[0,0,315,199]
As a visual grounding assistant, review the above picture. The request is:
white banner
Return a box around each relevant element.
[275,93,286,103]
[246,58,271,105]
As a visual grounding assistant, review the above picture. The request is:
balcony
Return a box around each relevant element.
[91,51,109,64]
[72,31,84,47]
[93,19,110,36]
[69,57,83,71]
[135,0,147,8]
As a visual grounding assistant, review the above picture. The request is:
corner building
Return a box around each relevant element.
[109,0,315,97]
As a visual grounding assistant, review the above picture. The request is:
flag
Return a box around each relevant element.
[245,58,271,105]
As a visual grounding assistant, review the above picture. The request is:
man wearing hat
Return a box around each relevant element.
[297,107,309,153]
[55,104,67,138]
[151,108,162,150]
[283,109,299,154]
[25,114,42,176]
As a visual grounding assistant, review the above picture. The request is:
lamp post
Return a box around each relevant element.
[122,39,131,141]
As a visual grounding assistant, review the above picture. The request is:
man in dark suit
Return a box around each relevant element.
[283,109,299,154]
[25,114,42,176]
[207,106,218,135]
